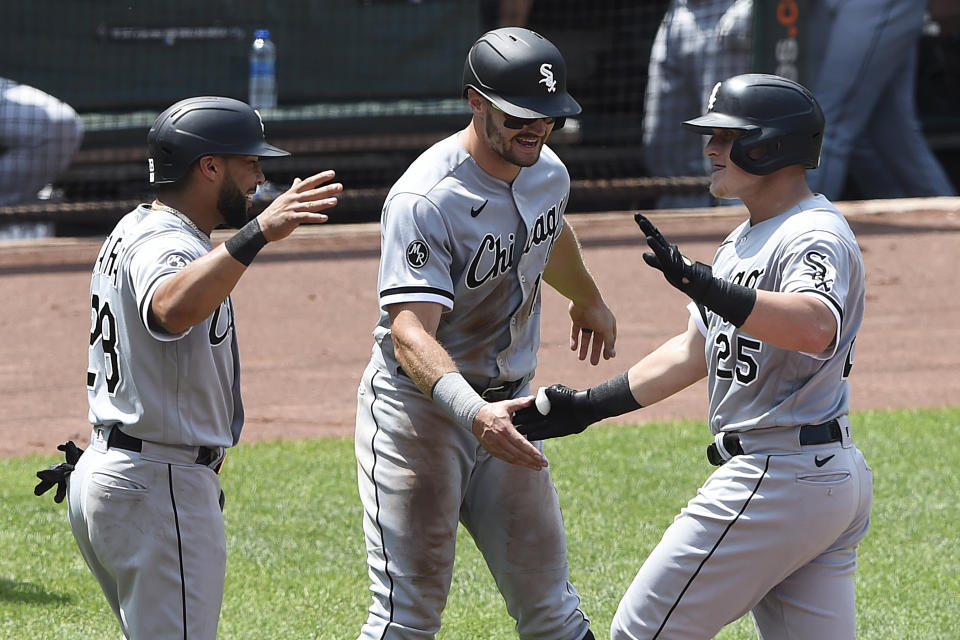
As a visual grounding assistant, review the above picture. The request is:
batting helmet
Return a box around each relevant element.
[462,27,581,129]
[147,96,290,185]
[682,74,825,176]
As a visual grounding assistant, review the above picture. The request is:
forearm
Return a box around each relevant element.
[391,308,490,432]
[150,244,246,334]
[543,220,604,305]
[625,328,707,407]
[393,325,459,397]
[738,290,836,353]
[589,319,706,418]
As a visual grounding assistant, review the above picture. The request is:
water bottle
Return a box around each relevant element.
[249,28,277,109]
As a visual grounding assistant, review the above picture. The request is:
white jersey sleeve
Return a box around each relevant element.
[378,191,455,310]
[777,229,854,359]
[87,205,243,448]
[699,195,865,433]
[127,231,206,341]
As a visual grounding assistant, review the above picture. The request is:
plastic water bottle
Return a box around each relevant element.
[249,29,277,109]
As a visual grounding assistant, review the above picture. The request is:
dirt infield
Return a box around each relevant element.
[2,197,958,457]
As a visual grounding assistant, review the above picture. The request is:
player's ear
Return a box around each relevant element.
[196,155,222,182]
[466,89,485,117]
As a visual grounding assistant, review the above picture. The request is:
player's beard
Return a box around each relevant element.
[483,109,543,168]
[217,173,251,229]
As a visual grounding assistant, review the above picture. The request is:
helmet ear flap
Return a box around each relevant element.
[746,137,781,161]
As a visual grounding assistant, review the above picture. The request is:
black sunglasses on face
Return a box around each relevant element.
[490,102,556,129]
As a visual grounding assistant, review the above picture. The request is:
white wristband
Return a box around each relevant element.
[431,372,486,431]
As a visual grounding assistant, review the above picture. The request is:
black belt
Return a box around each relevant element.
[397,368,526,402]
[706,419,843,466]
[107,426,221,467]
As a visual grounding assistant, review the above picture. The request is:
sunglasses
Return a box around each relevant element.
[489,101,556,130]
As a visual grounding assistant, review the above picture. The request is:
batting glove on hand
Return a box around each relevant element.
[512,384,598,441]
[634,213,714,299]
[34,441,84,504]
[634,213,756,327]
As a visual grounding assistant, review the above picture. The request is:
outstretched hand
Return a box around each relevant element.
[634,213,714,299]
[34,441,84,504]
[512,384,597,441]
[257,170,343,242]
[635,212,757,326]
[472,396,549,471]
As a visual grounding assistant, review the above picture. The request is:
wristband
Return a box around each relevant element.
[225,218,268,266]
[700,278,757,327]
[586,371,642,420]
[431,372,487,431]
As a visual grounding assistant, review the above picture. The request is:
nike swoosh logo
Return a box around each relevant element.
[815,454,835,468]
[470,200,488,217]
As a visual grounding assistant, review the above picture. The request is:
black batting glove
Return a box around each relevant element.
[512,384,598,441]
[58,440,84,465]
[635,213,714,298]
[634,213,756,327]
[34,441,84,504]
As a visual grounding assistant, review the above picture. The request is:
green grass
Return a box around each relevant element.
[2,407,958,639]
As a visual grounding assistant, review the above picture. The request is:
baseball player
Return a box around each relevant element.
[514,74,873,639]
[0,76,83,238]
[42,96,342,639]
[354,28,616,640]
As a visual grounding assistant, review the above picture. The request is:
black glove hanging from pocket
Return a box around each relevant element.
[34,441,84,504]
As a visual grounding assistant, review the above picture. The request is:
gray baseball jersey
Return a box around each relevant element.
[87,202,243,447]
[696,193,864,433]
[70,202,240,639]
[611,195,873,639]
[371,132,565,382]
[355,133,591,639]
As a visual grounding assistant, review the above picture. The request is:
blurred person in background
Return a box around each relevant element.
[642,0,753,209]
[804,0,957,200]
[0,77,83,238]
[481,0,534,28]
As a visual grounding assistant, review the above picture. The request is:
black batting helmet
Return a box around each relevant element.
[682,74,825,176]
[462,27,581,129]
[147,96,290,185]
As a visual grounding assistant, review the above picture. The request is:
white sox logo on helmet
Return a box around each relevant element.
[539,64,556,93]
[708,82,721,110]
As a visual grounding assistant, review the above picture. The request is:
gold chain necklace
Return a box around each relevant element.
[150,200,210,243]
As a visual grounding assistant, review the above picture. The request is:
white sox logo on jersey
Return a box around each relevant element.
[406,240,430,268]
[539,64,556,93]
[802,250,835,291]
[465,204,560,289]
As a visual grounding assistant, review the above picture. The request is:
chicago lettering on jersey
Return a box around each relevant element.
[731,267,765,289]
[522,204,561,254]
[465,205,561,289]
[208,299,235,346]
[466,232,516,288]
